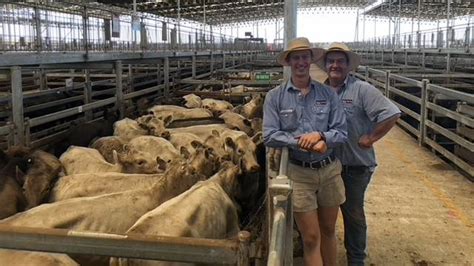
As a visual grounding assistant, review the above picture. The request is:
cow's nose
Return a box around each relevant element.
[247,164,260,173]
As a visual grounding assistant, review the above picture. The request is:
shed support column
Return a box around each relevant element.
[283,0,297,79]
[11,66,24,146]
[115,61,124,119]
[34,6,42,53]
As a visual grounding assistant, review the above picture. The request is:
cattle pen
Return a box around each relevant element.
[0,1,473,266]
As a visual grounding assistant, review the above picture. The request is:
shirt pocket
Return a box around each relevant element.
[279,109,299,131]
[343,103,355,118]
[311,104,330,125]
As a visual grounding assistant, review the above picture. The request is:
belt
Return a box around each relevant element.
[342,165,370,171]
[290,154,336,169]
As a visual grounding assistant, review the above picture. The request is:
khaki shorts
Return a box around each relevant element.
[289,158,345,212]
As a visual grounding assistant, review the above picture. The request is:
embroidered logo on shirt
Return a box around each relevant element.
[315,100,327,106]
[342,99,353,104]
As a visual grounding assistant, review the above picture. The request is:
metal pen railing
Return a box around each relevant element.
[354,66,473,177]
[267,147,293,266]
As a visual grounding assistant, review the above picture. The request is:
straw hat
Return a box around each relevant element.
[277,37,325,66]
[316,42,361,71]
[310,64,328,84]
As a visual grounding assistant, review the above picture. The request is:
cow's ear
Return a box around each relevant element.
[251,132,263,145]
[224,137,235,149]
[180,147,191,160]
[156,157,167,171]
[191,140,203,149]
[163,115,173,126]
[211,130,220,137]
[243,119,252,127]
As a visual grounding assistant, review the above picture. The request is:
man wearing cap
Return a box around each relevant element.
[317,43,401,265]
[263,37,347,265]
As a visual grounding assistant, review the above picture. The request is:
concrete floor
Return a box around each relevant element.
[294,126,473,265]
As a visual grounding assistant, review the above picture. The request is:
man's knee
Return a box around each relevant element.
[300,230,321,249]
[319,223,336,238]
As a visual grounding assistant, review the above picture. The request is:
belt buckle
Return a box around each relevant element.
[320,159,327,168]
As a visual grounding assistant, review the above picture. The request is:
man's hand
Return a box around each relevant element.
[358,134,374,149]
[295,132,322,150]
[309,140,327,154]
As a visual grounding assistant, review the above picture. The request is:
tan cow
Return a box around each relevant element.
[201,98,233,116]
[113,118,149,142]
[90,136,126,164]
[182,93,202,108]
[220,130,262,173]
[148,105,213,122]
[169,125,261,172]
[113,162,241,266]
[136,114,171,138]
[240,93,264,119]
[119,136,182,174]
[59,146,122,175]
[0,250,77,266]
[219,110,253,136]
[50,146,218,202]
[0,155,208,265]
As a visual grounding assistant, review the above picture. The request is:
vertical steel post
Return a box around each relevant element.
[11,66,24,146]
[419,79,429,146]
[34,6,42,53]
[83,6,89,56]
[210,51,214,73]
[164,57,170,97]
[84,69,93,120]
[192,54,196,79]
[385,70,391,98]
[115,61,124,119]
[222,52,226,69]
[283,0,297,79]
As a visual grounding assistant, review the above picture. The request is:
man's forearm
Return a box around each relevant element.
[368,114,399,143]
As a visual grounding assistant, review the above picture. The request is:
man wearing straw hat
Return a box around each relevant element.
[263,37,348,265]
[317,43,400,265]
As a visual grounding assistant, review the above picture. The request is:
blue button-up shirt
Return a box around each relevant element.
[263,78,348,162]
[333,75,401,167]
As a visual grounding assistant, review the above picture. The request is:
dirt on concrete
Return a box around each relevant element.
[295,126,473,265]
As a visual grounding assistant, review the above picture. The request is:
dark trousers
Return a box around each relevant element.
[340,165,374,266]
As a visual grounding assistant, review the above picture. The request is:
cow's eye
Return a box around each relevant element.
[137,160,145,166]
[27,158,33,164]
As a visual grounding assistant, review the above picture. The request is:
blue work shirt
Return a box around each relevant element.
[333,75,401,167]
[263,78,348,162]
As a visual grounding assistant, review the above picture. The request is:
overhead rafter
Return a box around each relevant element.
[363,0,473,20]
[95,0,377,25]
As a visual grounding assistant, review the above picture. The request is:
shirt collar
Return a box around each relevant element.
[285,78,316,92]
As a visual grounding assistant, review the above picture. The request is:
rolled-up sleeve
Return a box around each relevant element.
[323,91,348,148]
[263,89,299,149]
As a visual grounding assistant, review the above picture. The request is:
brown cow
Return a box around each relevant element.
[0,153,30,219]
[23,150,62,209]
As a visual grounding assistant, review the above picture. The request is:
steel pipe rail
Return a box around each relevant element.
[355,66,474,178]
[0,225,250,265]
[267,147,293,266]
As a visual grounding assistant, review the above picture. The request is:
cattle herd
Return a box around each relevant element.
[0,91,265,266]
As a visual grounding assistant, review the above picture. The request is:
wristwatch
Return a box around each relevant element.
[319,131,326,142]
